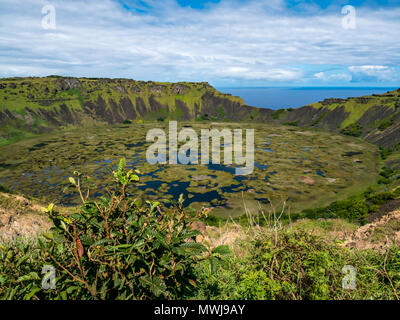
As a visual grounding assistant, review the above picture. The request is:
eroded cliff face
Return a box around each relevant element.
[273,90,400,149]
[0,76,260,144]
[0,76,399,149]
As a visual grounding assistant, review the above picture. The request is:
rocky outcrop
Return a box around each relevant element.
[172,83,189,95]
[58,77,82,91]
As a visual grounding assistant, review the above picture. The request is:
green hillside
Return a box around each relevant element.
[0,76,246,145]
[279,89,400,149]
[1,76,399,149]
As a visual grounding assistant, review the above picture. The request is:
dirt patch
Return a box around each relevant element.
[344,210,400,251]
[192,175,213,181]
[0,192,51,242]
[300,176,315,185]
[191,221,244,250]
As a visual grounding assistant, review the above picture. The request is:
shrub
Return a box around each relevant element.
[195,230,400,300]
[328,199,369,222]
[378,119,394,131]
[271,109,286,120]
[377,166,398,185]
[0,241,51,300]
[341,123,362,137]
[283,121,298,126]
[380,147,393,160]
[196,114,210,121]
[0,159,228,300]
[366,192,395,205]
[301,197,369,223]
[217,106,226,120]
[0,184,11,193]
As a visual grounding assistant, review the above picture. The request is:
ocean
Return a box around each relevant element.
[216,87,398,110]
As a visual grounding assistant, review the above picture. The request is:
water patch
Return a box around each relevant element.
[207,163,237,174]
[254,197,270,204]
[125,142,146,148]
[29,142,48,151]
[254,162,268,170]
[316,170,325,177]
[343,151,363,157]
[260,148,274,153]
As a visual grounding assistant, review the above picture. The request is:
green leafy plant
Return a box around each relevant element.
[41,158,212,299]
[1,158,229,300]
[194,230,400,300]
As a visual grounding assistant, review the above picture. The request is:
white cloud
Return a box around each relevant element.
[215,67,302,81]
[349,65,388,72]
[348,65,396,82]
[314,71,352,82]
[0,0,399,85]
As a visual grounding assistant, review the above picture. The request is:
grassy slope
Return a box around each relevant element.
[0,76,244,115]
[309,89,400,129]
[0,76,245,145]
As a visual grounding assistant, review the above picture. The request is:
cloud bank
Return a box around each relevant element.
[0,0,399,86]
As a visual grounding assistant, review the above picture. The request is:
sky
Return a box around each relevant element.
[0,0,399,87]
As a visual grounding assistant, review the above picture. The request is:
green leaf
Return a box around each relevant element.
[17,272,40,282]
[210,257,218,273]
[132,239,146,248]
[149,201,160,213]
[24,287,41,300]
[109,244,132,250]
[47,203,54,214]
[181,229,202,239]
[54,233,65,244]
[130,174,139,182]
[60,291,68,300]
[68,177,76,185]
[60,220,67,231]
[16,253,30,268]
[43,232,53,240]
[118,158,126,172]
[212,245,231,255]
[91,239,113,247]
[179,242,207,254]
[80,235,94,246]
[139,275,166,297]
[145,228,168,248]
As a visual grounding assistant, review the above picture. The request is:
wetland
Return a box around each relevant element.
[0,122,379,217]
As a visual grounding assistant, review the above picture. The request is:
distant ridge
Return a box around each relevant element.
[0,76,399,149]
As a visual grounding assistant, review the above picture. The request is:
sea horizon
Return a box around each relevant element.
[217,86,399,110]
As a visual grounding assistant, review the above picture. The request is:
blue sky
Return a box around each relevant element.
[0,0,399,87]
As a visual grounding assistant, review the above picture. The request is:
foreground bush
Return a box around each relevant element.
[194,231,400,300]
[0,159,225,300]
